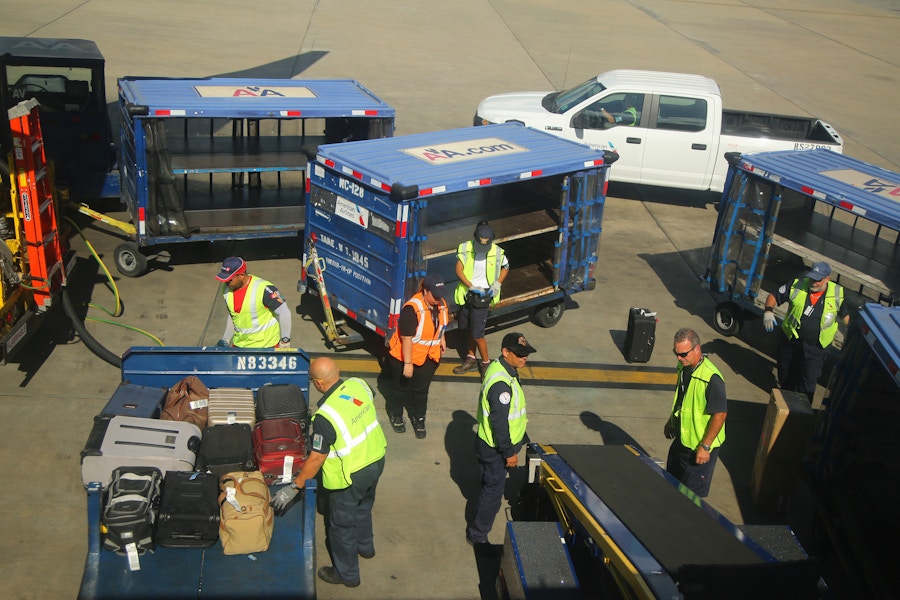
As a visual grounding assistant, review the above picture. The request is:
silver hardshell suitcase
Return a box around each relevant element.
[81,415,202,488]
[207,388,256,427]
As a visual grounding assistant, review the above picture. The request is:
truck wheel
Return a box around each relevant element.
[713,302,742,336]
[532,300,566,328]
[114,242,148,277]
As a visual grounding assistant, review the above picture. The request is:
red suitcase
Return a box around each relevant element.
[253,418,307,485]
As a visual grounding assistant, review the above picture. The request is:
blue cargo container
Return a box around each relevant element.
[301,123,614,343]
[705,149,900,336]
[810,304,900,597]
[115,77,395,276]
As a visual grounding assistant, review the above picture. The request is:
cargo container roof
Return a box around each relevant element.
[860,304,900,389]
[0,37,104,62]
[313,123,610,197]
[117,77,395,118]
[737,149,900,231]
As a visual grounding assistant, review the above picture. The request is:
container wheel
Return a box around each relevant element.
[713,301,743,336]
[532,300,566,328]
[114,242,148,277]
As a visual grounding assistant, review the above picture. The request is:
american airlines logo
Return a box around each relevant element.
[403,137,528,165]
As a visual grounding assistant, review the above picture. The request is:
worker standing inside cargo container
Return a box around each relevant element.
[764,261,849,402]
[453,222,509,376]
[271,357,387,588]
[215,256,292,349]
[664,328,726,498]
[467,333,535,545]
[385,274,449,439]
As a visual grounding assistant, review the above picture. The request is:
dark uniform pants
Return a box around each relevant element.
[325,457,385,582]
[386,355,439,421]
[467,438,512,543]
[666,440,719,498]
[777,333,828,401]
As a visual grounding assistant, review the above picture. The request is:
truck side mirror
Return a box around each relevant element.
[571,113,589,129]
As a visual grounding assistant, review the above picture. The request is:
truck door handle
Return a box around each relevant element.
[626,137,641,144]
[692,143,707,150]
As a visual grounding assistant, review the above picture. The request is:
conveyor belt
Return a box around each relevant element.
[549,445,821,599]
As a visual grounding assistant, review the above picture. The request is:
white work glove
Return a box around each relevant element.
[278,339,291,349]
[490,281,502,297]
[270,485,299,516]
[763,311,776,332]
[468,285,484,296]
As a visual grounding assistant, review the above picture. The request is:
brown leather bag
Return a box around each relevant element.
[160,375,210,429]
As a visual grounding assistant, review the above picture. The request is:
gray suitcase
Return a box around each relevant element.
[207,388,256,427]
[81,415,202,488]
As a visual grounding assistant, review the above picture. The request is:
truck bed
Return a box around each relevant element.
[722,110,839,144]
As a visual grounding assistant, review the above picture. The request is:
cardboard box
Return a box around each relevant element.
[750,388,816,514]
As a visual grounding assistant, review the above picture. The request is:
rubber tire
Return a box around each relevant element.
[114,242,148,277]
[713,301,743,336]
[532,300,566,328]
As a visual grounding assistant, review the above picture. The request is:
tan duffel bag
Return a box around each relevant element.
[218,471,274,555]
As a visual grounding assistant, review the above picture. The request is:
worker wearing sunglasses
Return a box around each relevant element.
[663,327,727,498]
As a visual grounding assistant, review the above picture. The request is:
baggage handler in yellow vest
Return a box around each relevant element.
[215,256,292,349]
[386,274,449,438]
[763,261,849,402]
[271,357,387,588]
[453,221,509,376]
[466,332,535,546]
[664,328,727,498]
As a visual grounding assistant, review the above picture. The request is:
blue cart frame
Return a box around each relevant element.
[705,149,900,336]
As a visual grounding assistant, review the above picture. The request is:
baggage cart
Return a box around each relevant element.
[300,123,615,344]
[79,347,316,599]
[113,77,394,277]
[704,149,899,337]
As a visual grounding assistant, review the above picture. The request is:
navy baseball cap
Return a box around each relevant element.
[502,332,536,357]
[423,273,446,299]
[805,261,831,281]
[216,256,246,282]
[473,222,494,252]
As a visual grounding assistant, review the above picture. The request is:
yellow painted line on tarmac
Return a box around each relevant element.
[318,354,675,390]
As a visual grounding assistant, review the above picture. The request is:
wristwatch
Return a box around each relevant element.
[290,481,300,490]
[281,337,291,345]
[699,443,711,452]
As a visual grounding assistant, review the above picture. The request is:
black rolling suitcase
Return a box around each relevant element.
[256,383,309,426]
[196,423,256,477]
[623,307,657,363]
[157,471,220,548]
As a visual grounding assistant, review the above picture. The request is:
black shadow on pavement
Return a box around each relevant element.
[702,338,778,393]
[579,411,648,455]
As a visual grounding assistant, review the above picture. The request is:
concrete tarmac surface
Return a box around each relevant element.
[2,1,898,598]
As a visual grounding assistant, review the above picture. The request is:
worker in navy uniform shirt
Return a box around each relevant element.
[664,328,727,498]
[466,332,535,546]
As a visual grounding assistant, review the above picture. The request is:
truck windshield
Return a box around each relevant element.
[542,78,605,114]
[5,65,99,113]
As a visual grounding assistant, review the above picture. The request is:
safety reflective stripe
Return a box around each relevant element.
[406,297,445,346]
[317,404,380,458]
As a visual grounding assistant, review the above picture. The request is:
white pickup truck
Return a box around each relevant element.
[474,69,843,192]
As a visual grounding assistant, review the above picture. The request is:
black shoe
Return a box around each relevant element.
[359,548,375,559]
[318,566,360,587]
[412,418,426,439]
[390,416,406,434]
[466,533,486,546]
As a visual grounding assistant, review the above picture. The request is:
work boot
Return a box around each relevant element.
[412,417,426,439]
[478,360,491,376]
[453,356,479,375]
[390,416,406,434]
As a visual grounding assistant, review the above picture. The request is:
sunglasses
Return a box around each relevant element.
[673,345,696,358]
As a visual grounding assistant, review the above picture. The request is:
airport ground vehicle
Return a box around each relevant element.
[114,77,394,277]
[474,70,842,193]
[79,346,316,599]
[704,149,899,337]
[506,442,823,599]
[808,303,900,598]
[0,36,117,202]
[300,123,614,345]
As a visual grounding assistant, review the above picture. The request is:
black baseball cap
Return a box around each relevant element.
[423,273,446,299]
[502,332,536,357]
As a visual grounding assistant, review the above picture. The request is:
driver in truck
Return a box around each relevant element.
[600,93,642,126]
